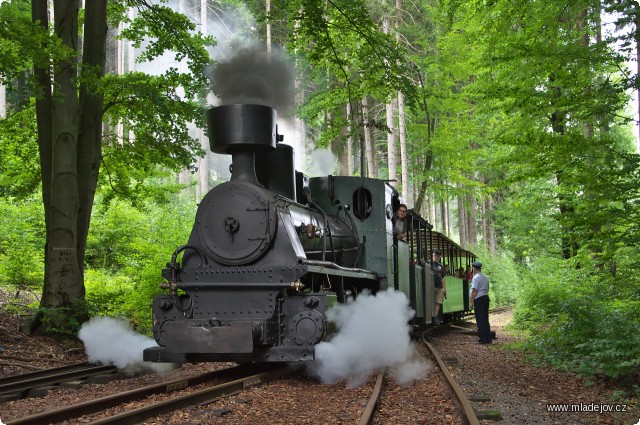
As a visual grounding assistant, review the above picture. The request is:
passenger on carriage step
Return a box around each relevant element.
[431,250,446,325]
[470,261,492,344]
[393,204,408,241]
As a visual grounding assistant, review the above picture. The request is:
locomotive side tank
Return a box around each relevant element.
[143,104,379,363]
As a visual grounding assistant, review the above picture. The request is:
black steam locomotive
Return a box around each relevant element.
[143,104,474,364]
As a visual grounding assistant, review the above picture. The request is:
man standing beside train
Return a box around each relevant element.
[470,261,492,344]
[431,250,446,325]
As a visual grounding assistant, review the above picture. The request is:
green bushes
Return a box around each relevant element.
[85,195,196,333]
[465,243,522,307]
[0,190,196,336]
[512,257,640,382]
[0,198,44,291]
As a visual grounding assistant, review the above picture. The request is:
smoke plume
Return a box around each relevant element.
[78,316,177,374]
[209,42,295,116]
[307,290,431,388]
[307,148,337,177]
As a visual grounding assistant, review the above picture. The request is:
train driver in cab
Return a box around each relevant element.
[393,203,408,241]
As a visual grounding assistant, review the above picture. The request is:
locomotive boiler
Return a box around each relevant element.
[143,104,382,364]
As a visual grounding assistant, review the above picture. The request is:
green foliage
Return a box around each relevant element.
[0,0,73,82]
[0,177,197,334]
[262,0,416,148]
[84,189,197,333]
[0,103,41,197]
[465,243,521,307]
[513,257,640,379]
[0,197,44,289]
[37,299,90,337]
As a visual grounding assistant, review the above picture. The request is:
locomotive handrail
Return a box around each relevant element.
[171,244,207,266]
[309,201,336,262]
[339,204,362,268]
[298,258,378,275]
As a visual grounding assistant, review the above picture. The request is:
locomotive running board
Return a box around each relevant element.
[163,321,253,353]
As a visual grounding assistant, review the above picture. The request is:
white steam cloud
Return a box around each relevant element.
[209,42,295,116]
[308,148,337,177]
[78,316,177,374]
[308,290,431,388]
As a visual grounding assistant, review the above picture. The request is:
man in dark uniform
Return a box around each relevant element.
[470,261,491,344]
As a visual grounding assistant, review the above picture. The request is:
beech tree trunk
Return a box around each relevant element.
[362,96,375,177]
[31,0,108,332]
[467,194,478,244]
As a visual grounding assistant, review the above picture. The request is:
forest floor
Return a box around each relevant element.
[429,310,640,425]
[0,287,639,424]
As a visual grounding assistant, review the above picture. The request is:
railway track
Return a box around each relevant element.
[357,369,385,424]
[0,362,119,401]
[356,332,483,425]
[422,334,480,425]
[6,362,292,425]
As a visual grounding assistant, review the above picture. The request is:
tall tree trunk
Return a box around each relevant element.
[445,198,450,236]
[41,0,84,313]
[481,197,487,244]
[293,5,306,170]
[362,96,375,177]
[266,0,271,55]
[550,76,574,259]
[395,0,408,201]
[382,17,396,185]
[486,197,496,254]
[439,199,446,235]
[30,0,108,333]
[346,102,353,175]
[32,0,54,332]
[197,0,209,198]
[385,100,396,184]
[397,91,408,200]
[458,194,467,245]
[413,107,435,213]
[77,0,108,275]
[467,194,477,244]
[634,10,640,151]
[0,83,5,118]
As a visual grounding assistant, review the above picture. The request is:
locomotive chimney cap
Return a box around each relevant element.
[207,104,277,154]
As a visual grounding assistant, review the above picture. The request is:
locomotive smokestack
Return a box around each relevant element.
[207,104,277,183]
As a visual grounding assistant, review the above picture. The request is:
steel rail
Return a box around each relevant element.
[422,334,480,425]
[86,364,294,425]
[0,363,118,397]
[0,362,91,386]
[357,369,385,425]
[6,363,279,425]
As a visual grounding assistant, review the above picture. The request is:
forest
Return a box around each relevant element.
[0,0,639,390]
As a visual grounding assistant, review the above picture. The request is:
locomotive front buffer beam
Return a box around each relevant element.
[143,291,329,363]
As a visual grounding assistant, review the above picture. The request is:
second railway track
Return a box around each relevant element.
[6,362,292,425]
[0,362,118,401]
